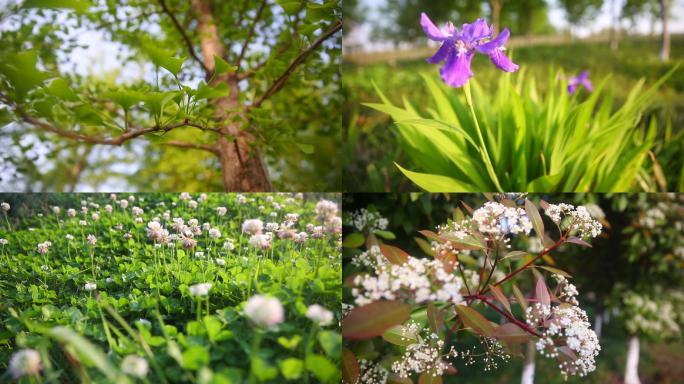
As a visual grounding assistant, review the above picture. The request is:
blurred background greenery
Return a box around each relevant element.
[342,0,684,192]
[342,193,684,383]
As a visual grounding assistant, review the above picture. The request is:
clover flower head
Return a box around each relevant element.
[87,234,97,246]
[52,206,60,214]
[104,204,113,213]
[248,233,271,250]
[568,71,593,94]
[315,199,339,223]
[119,199,129,209]
[189,200,198,209]
[209,228,221,239]
[265,222,279,232]
[244,295,284,328]
[121,355,148,378]
[188,282,212,297]
[1,202,10,212]
[306,304,334,326]
[421,13,518,88]
[36,241,51,254]
[182,237,197,249]
[179,192,191,201]
[8,349,41,379]
[223,239,235,250]
[0,238,8,245]
[242,219,264,235]
[217,206,227,216]
[84,282,97,291]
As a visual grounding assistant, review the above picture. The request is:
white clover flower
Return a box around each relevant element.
[306,304,334,326]
[1,202,10,212]
[217,207,227,216]
[236,194,247,204]
[121,355,148,378]
[52,206,60,214]
[223,239,235,251]
[131,207,143,216]
[8,348,41,378]
[78,220,87,226]
[189,282,212,297]
[199,193,208,202]
[294,231,308,243]
[179,192,191,200]
[202,222,211,230]
[182,237,197,249]
[188,200,198,209]
[215,258,226,266]
[265,222,279,232]
[36,241,50,254]
[86,234,97,246]
[119,200,129,209]
[104,204,113,213]
[208,228,222,239]
[110,193,117,200]
[67,208,76,217]
[242,219,263,235]
[244,295,284,328]
[194,251,205,259]
[0,238,8,245]
[65,234,74,241]
[248,234,271,250]
[84,282,97,291]
[315,200,338,223]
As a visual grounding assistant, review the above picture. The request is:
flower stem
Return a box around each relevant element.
[463,83,503,192]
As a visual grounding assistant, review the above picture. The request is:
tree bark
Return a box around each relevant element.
[521,340,536,384]
[659,0,670,61]
[624,336,641,384]
[594,311,603,339]
[191,0,272,191]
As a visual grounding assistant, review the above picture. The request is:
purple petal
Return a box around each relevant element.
[440,51,474,88]
[427,42,451,64]
[568,83,578,94]
[488,48,519,72]
[581,79,594,92]
[421,12,449,41]
[460,18,492,44]
[476,28,510,54]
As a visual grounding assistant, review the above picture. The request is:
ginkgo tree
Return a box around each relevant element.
[0,0,341,191]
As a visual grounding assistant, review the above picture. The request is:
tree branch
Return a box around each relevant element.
[235,0,268,70]
[251,20,341,108]
[161,140,218,154]
[16,109,219,147]
[155,0,209,73]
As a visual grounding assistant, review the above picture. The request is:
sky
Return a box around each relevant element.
[346,0,684,51]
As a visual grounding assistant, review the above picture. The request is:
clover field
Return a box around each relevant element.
[0,193,342,383]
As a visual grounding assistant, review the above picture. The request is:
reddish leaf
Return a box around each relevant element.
[342,301,412,340]
[380,244,409,265]
[365,233,379,248]
[419,230,444,242]
[536,265,572,278]
[418,372,443,384]
[455,305,495,337]
[342,348,360,384]
[512,283,528,312]
[535,278,550,307]
[525,199,545,237]
[489,285,511,314]
[566,236,592,248]
[460,201,474,214]
[344,272,363,287]
[427,302,444,336]
[493,323,531,344]
[539,200,550,210]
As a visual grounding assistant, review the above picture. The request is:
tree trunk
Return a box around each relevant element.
[624,336,641,384]
[490,0,502,34]
[659,0,670,61]
[521,340,536,384]
[191,0,272,191]
[594,312,603,339]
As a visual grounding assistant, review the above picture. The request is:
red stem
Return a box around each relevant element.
[468,294,542,338]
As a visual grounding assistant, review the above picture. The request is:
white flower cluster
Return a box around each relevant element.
[244,295,284,329]
[351,208,389,232]
[554,274,579,306]
[638,206,666,228]
[188,282,212,297]
[146,221,170,243]
[1,202,10,212]
[305,304,334,326]
[472,202,532,236]
[8,348,41,379]
[358,359,389,384]
[526,303,600,378]
[315,199,338,223]
[351,255,464,306]
[391,329,456,378]
[350,246,386,269]
[86,234,97,246]
[242,219,263,235]
[622,291,681,339]
[121,355,148,378]
[543,203,602,238]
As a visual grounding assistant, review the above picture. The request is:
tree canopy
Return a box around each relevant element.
[0,0,341,191]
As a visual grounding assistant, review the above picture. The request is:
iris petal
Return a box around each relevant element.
[421,12,449,41]
[488,48,519,72]
[476,28,510,54]
[440,51,474,88]
[461,18,492,44]
[427,42,451,64]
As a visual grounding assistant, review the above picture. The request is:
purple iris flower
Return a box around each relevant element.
[420,13,519,88]
[567,71,593,94]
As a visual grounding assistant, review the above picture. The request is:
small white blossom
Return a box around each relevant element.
[121,355,148,378]
[306,304,334,326]
[244,295,284,328]
[188,283,212,297]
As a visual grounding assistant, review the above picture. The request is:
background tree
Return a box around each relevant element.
[557,0,604,32]
[0,0,341,192]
